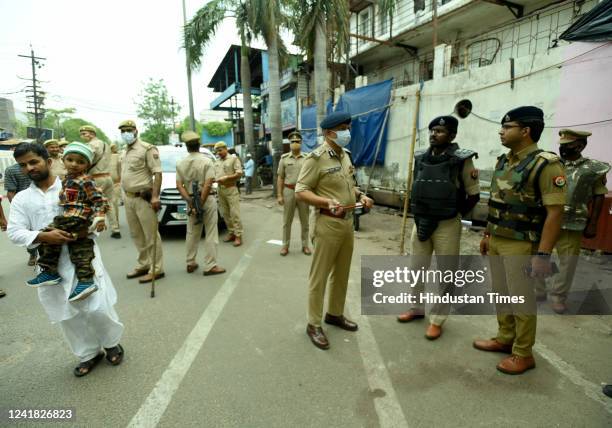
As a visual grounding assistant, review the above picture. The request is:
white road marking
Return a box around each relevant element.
[266,239,283,246]
[347,280,410,428]
[534,342,612,415]
[127,242,259,428]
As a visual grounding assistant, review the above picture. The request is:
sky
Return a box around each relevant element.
[0,0,276,141]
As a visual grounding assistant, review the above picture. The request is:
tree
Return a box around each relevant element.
[184,0,258,183]
[42,107,76,138]
[247,0,287,193]
[176,116,204,137]
[135,78,179,145]
[290,0,350,132]
[62,118,111,144]
[12,114,110,144]
[203,121,232,137]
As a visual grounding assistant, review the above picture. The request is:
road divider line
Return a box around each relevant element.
[347,279,410,428]
[127,241,260,428]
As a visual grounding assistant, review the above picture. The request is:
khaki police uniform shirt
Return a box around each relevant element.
[214,155,242,186]
[120,139,162,193]
[109,153,121,183]
[176,152,215,193]
[507,144,566,206]
[87,137,111,175]
[49,155,67,178]
[295,143,356,206]
[278,152,306,185]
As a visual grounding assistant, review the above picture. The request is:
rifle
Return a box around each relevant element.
[191,180,204,225]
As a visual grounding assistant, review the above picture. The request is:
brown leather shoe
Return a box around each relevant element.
[186,263,199,273]
[280,247,289,256]
[324,313,358,331]
[223,234,236,242]
[138,272,165,283]
[204,266,226,276]
[425,323,442,340]
[302,247,312,256]
[473,338,513,354]
[126,268,149,279]
[551,301,567,314]
[496,354,536,375]
[397,310,425,323]
[306,324,330,350]
[233,237,242,247]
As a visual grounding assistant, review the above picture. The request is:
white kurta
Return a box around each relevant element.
[7,177,124,362]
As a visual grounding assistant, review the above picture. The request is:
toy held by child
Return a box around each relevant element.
[26,142,109,302]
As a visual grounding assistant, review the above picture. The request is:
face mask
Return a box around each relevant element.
[121,132,135,144]
[331,130,351,147]
[559,146,580,159]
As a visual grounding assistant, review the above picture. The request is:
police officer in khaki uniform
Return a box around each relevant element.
[119,120,165,283]
[476,106,566,375]
[79,125,115,236]
[43,139,67,179]
[58,139,69,154]
[296,111,374,350]
[397,116,480,340]
[176,131,226,276]
[277,131,311,256]
[536,129,610,313]
[109,143,122,238]
[213,141,243,247]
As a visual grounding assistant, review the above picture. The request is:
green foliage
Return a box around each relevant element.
[135,78,180,146]
[203,121,232,137]
[176,116,204,136]
[62,118,111,144]
[184,0,230,70]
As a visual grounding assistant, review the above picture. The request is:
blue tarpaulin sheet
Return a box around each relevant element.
[334,79,392,167]
[299,79,392,166]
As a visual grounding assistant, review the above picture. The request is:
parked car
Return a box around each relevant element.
[157,145,224,230]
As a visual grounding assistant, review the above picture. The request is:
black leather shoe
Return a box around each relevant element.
[306,324,330,350]
[111,232,121,239]
[324,313,358,331]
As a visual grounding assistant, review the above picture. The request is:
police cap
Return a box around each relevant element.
[320,111,351,130]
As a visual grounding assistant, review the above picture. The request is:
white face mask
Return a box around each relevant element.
[331,129,351,147]
[121,132,135,144]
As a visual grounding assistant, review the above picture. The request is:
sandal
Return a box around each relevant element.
[73,352,104,377]
[104,344,124,366]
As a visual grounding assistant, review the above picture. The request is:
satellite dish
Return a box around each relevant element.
[454,99,472,119]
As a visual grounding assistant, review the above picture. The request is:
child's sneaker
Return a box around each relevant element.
[26,271,62,288]
[68,282,98,302]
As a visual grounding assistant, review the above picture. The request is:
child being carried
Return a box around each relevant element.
[27,142,109,302]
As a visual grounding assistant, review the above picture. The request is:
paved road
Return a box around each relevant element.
[1,194,611,427]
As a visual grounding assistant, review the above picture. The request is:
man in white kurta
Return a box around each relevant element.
[7,150,124,368]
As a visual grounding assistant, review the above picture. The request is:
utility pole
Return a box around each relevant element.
[18,48,46,141]
[170,97,177,132]
[182,0,196,131]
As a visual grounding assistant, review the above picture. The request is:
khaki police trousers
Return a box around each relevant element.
[109,183,122,232]
[409,215,461,326]
[186,197,219,271]
[218,186,243,237]
[535,229,582,303]
[94,176,117,233]
[282,187,309,248]
[489,235,538,358]
[124,194,163,274]
[308,214,354,326]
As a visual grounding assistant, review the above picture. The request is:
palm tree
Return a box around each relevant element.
[183,0,256,163]
[291,0,350,132]
[246,0,285,193]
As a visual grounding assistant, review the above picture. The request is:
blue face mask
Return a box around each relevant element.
[121,132,135,144]
[332,130,351,147]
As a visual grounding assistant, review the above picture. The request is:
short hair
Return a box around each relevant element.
[13,142,49,161]
[517,119,544,143]
[185,140,200,152]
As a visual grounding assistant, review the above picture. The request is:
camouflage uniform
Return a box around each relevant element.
[486,144,566,357]
[537,129,610,304]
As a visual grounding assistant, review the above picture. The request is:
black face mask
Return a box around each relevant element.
[560,146,580,159]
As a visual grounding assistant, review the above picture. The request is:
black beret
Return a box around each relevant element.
[320,111,352,130]
[501,106,544,124]
[428,115,458,133]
